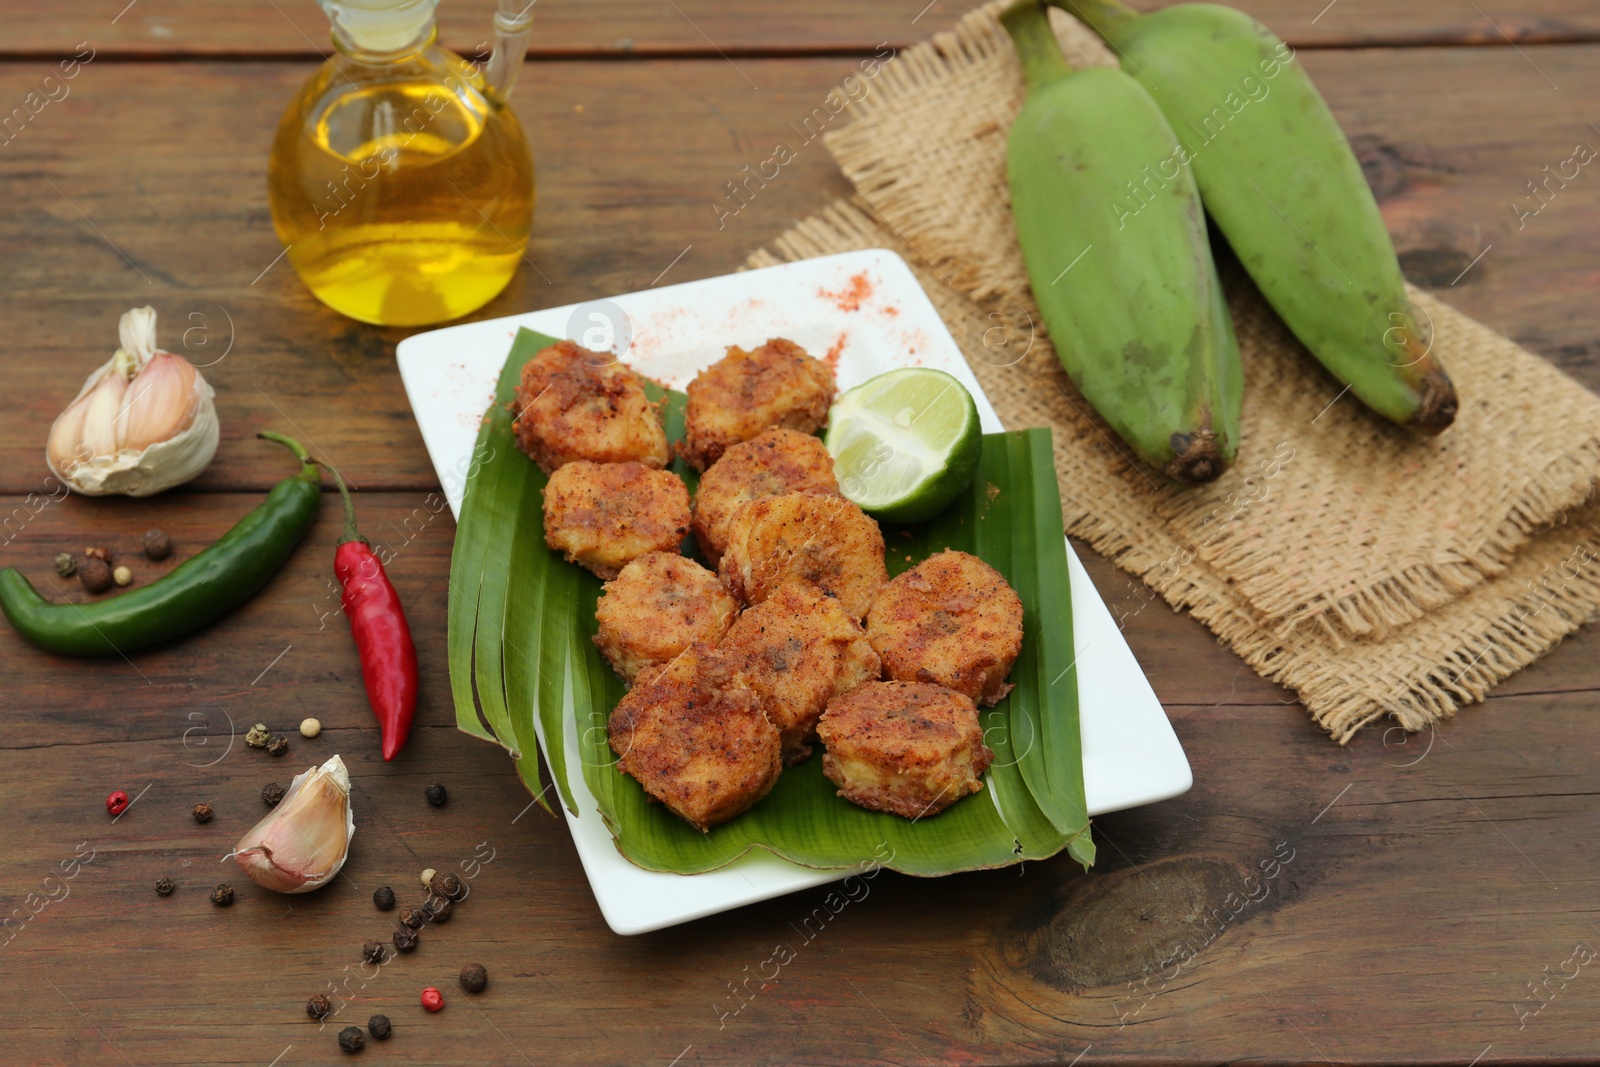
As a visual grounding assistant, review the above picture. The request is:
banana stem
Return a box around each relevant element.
[1000,0,1073,91]
[1049,0,1140,42]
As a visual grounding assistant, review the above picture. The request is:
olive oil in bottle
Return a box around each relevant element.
[267,0,535,327]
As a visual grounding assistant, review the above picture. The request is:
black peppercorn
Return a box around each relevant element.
[392,926,419,953]
[210,883,234,907]
[142,528,172,561]
[372,885,396,911]
[337,1026,365,1053]
[459,962,488,994]
[192,803,213,824]
[307,993,333,1020]
[400,906,427,930]
[79,557,113,594]
[367,1014,392,1040]
[261,782,286,807]
[362,940,386,965]
[266,734,289,757]
[155,877,175,897]
[423,895,452,924]
[429,871,466,903]
[424,783,448,807]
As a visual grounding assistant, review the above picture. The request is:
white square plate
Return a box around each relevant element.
[396,249,1191,935]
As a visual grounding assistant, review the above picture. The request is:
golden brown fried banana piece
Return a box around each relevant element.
[817,681,993,819]
[692,428,841,566]
[594,552,739,683]
[680,338,836,471]
[866,550,1023,707]
[608,642,782,831]
[720,582,881,764]
[543,461,690,580]
[513,340,669,473]
[719,492,888,621]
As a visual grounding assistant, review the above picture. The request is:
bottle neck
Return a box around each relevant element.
[330,19,438,65]
[322,0,439,61]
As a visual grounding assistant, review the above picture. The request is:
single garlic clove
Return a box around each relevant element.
[113,371,133,453]
[233,754,355,895]
[122,352,200,452]
[78,368,127,461]
[46,390,92,476]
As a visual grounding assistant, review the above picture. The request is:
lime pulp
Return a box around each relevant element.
[824,368,982,524]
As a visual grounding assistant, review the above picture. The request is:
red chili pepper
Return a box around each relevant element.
[331,468,419,760]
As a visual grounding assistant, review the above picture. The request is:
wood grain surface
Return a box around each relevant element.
[9,0,1600,57]
[3,46,1598,494]
[3,2,1600,1064]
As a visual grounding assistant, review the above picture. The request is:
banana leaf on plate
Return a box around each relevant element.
[448,327,1094,875]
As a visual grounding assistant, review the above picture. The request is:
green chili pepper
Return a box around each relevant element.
[0,432,321,656]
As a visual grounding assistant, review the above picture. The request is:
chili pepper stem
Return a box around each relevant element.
[256,431,322,485]
[256,430,311,464]
[327,463,369,547]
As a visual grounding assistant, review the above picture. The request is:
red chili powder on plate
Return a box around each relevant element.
[819,272,873,312]
[823,333,847,370]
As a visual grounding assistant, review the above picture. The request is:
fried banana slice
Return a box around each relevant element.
[719,492,888,621]
[680,337,835,471]
[817,681,993,819]
[513,340,670,473]
[720,582,881,764]
[543,461,690,580]
[692,428,841,566]
[608,642,782,831]
[866,550,1024,707]
[594,552,739,683]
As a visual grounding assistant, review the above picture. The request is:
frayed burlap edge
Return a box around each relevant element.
[748,199,1600,741]
[1211,284,1600,645]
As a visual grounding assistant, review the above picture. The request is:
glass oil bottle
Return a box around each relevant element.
[267,0,535,326]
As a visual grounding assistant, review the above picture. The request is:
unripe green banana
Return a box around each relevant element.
[1055,0,1457,433]
[1002,0,1242,484]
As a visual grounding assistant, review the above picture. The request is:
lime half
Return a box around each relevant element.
[825,368,982,524]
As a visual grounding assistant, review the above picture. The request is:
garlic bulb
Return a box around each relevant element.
[45,306,219,496]
[233,754,355,894]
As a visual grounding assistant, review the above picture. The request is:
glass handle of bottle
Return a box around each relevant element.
[486,0,533,102]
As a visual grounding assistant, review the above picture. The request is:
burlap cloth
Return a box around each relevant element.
[746,2,1600,741]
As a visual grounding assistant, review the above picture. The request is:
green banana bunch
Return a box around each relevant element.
[1001,0,1242,484]
[1053,0,1457,433]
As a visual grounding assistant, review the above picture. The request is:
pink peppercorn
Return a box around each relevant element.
[420,987,444,1012]
[106,790,129,816]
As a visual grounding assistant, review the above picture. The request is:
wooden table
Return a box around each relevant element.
[4,2,1598,1063]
